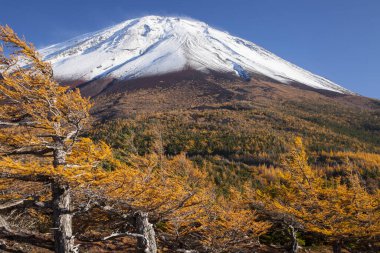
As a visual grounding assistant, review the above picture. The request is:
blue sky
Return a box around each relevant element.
[1,0,379,98]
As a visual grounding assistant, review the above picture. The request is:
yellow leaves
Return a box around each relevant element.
[1,25,91,159]
[322,150,380,166]
[0,24,101,190]
[199,188,271,250]
[294,136,303,150]
[282,137,316,185]
[0,136,116,188]
[0,25,51,76]
[68,138,112,166]
[253,137,380,240]
[80,152,221,239]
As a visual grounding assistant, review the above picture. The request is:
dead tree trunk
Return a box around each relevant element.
[52,181,74,253]
[135,211,157,253]
[53,147,67,168]
[288,224,298,253]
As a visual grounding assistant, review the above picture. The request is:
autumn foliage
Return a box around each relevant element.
[252,137,380,252]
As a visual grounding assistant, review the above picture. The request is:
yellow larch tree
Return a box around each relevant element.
[201,187,270,252]
[251,137,380,253]
[74,152,270,253]
[81,153,213,253]
[0,25,109,253]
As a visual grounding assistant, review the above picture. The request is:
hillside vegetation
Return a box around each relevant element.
[91,98,380,191]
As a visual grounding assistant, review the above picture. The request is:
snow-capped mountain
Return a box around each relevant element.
[40,15,351,94]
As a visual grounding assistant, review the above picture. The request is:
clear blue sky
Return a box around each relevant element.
[1,0,379,98]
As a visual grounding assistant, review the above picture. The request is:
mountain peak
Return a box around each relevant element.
[41,15,352,94]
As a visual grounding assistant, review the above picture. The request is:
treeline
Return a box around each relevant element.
[0,25,379,253]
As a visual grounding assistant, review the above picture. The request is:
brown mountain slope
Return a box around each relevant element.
[70,70,379,119]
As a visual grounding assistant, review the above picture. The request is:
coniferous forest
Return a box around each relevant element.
[0,25,379,253]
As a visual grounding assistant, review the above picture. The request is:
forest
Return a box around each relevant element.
[0,25,379,253]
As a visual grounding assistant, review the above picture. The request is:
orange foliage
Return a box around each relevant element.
[252,137,380,247]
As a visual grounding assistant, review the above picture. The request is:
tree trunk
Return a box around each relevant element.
[333,239,342,253]
[53,148,67,167]
[288,224,298,253]
[134,211,157,253]
[52,181,74,253]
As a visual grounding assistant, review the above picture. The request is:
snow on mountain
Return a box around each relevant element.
[40,15,351,94]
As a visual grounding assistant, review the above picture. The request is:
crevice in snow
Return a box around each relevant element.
[231,62,251,81]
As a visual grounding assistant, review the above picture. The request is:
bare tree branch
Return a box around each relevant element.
[0,172,52,182]
[0,215,53,250]
[0,198,52,211]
